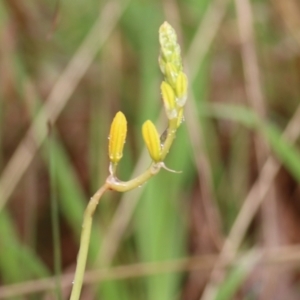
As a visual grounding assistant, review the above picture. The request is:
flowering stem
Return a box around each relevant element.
[161,119,178,160]
[70,21,187,300]
[70,117,177,300]
[70,183,109,300]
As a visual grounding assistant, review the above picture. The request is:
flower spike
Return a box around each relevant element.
[108,111,127,164]
[142,120,162,163]
[159,22,182,75]
[70,22,188,300]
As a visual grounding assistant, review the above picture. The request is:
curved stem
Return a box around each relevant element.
[106,164,156,192]
[70,116,178,300]
[69,183,109,300]
[107,119,178,192]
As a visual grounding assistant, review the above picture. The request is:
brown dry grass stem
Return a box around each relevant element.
[200,0,300,298]
[1,245,300,299]
[0,0,130,212]
[233,0,280,297]
[201,0,276,298]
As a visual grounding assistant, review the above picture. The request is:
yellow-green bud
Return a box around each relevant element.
[142,120,162,162]
[159,22,182,76]
[175,72,188,107]
[164,62,178,87]
[161,81,177,119]
[108,111,127,164]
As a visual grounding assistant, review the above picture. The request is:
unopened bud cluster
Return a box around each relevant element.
[159,22,188,125]
[108,22,188,171]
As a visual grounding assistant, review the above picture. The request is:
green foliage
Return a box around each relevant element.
[1,0,300,299]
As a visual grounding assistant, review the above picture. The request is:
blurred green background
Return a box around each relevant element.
[1,0,300,299]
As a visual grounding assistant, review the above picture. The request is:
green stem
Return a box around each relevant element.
[106,163,157,192]
[70,117,178,300]
[69,183,109,300]
[161,119,177,160]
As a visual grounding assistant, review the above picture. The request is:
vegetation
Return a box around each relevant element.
[1,0,300,299]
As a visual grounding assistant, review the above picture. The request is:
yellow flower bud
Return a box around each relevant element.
[142,120,162,162]
[108,111,127,164]
[161,81,177,119]
[175,72,188,107]
[164,62,178,87]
